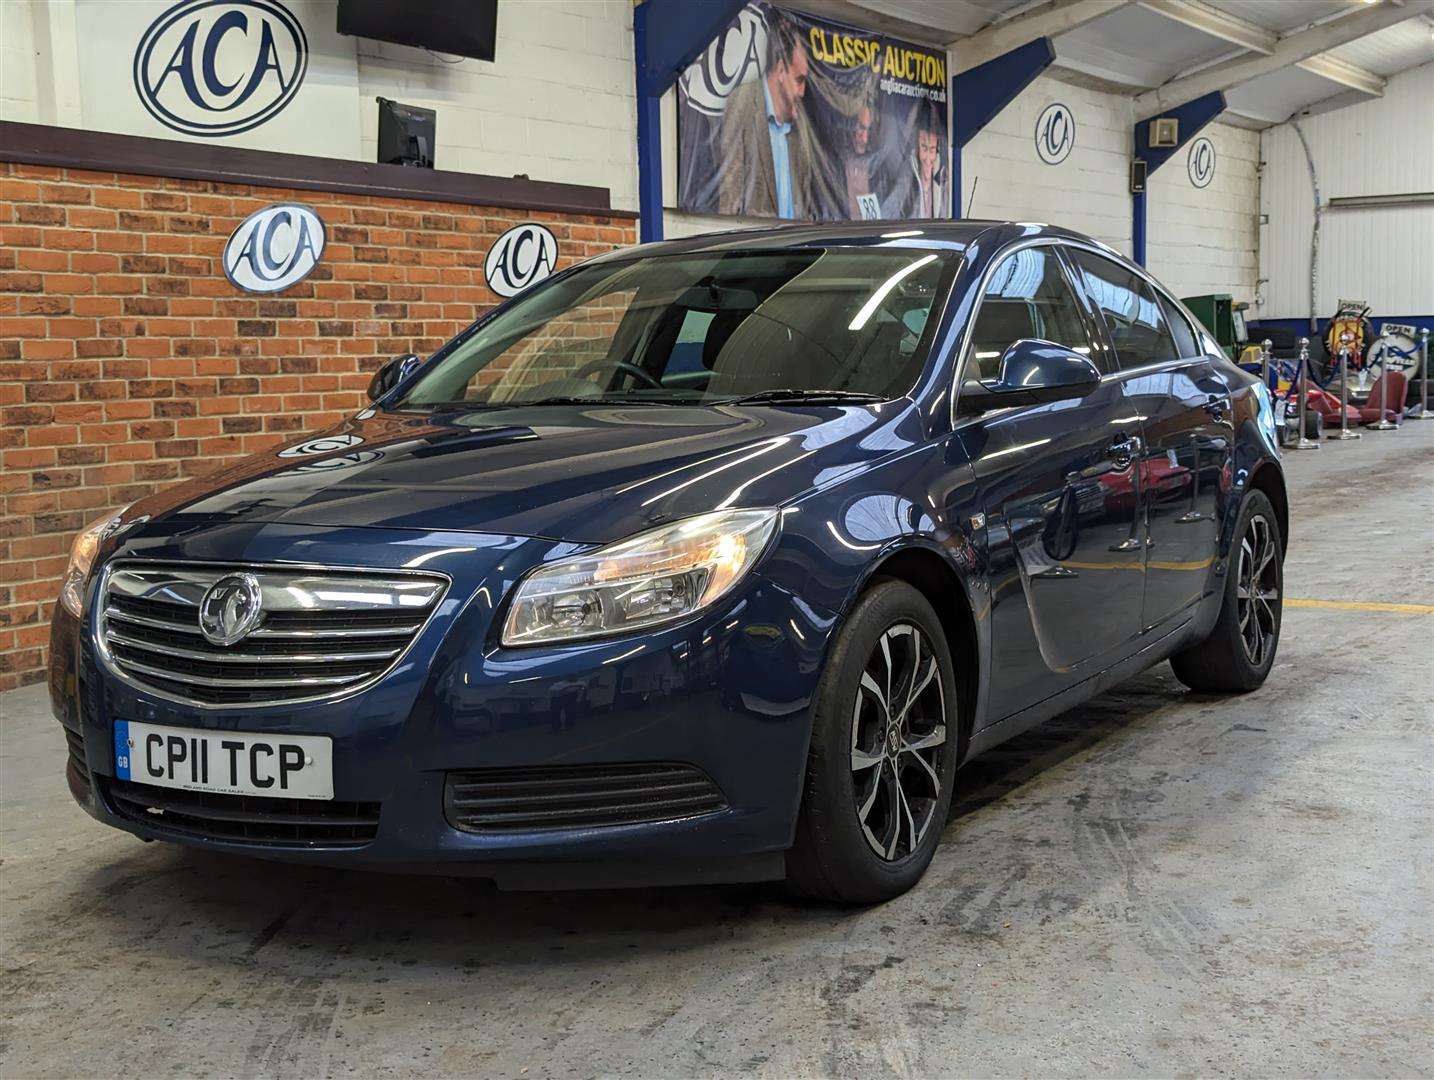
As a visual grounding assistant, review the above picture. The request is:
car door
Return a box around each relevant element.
[958,244,1146,722]
[1068,249,1229,631]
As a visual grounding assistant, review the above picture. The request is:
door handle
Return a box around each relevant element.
[1106,435,1140,467]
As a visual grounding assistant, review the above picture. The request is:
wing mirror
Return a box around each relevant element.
[367,353,423,402]
[957,339,1102,415]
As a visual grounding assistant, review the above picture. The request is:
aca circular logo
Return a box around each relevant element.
[1188,137,1216,188]
[133,0,308,138]
[1035,103,1075,165]
[223,203,325,293]
[485,223,559,298]
[678,6,767,117]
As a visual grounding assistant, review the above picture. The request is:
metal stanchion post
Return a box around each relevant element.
[1261,338,1273,392]
[1293,337,1320,449]
[1328,343,1361,440]
[1368,325,1398,431]
[1416,328,1433,421]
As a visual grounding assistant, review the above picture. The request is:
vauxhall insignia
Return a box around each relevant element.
[134,0,308,138]
[198,573,265,646]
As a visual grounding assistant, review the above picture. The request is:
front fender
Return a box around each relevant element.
[757,436,989,754]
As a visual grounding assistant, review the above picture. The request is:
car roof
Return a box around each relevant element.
[598,220,1121,263]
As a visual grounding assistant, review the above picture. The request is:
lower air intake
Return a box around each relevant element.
[101,778,380,849]
[445,762,728,832]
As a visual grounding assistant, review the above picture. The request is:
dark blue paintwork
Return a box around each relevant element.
[49,221,1286,888]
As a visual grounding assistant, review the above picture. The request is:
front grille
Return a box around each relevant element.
[101,778,380,848]
[445,762,728,832]
[99,562,446,706]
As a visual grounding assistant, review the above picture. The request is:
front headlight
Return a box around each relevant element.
[501,509,779,647]
[58,507,127,619]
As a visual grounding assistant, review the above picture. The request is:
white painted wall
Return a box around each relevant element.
[0,0,641,208]
[3,1,1260,304]
[1259,62,1434,319]
[353,0,638,209]
[962,77,1134,249]
[1147,122,1260,303]
[961,74,1259,303]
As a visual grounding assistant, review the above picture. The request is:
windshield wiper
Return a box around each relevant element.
[503,395,677,407]
[711,389,886,406]
[401,395,680,410]
[398,400,500,411]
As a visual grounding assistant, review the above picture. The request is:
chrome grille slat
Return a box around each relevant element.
[250,624,422,639]
[114,656,368,689]
[100,562,447,707]
[105,631,400,665]
[106,609,204,636]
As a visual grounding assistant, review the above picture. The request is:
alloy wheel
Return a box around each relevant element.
[850,623,947,861]
[1236,512,1280,667]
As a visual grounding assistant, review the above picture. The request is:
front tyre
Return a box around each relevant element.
[1170,490,1284,692]
[786,579,959,903]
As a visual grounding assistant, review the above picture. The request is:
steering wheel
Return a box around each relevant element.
[573,358,664,390]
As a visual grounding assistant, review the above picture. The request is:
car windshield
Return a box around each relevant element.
[394,247,954,408]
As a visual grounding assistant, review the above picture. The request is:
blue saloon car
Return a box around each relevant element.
[50,222,1287,902]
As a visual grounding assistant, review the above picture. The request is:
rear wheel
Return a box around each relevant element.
[1171,490,1283,692]
[786,580,959,903]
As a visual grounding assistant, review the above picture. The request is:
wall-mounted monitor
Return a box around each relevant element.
[378,98,436,169]
[338,0,498,63]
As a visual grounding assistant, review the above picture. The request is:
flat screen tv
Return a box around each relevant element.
[338,0,498,63]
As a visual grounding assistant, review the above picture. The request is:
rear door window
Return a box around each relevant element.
[1158,294,1200,359]
[967,247,1093,382]
[1070,250,1179,371]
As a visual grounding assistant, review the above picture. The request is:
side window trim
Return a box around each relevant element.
[1054,244,1119,376]
[1152,286,1203,360]
[956,242,1099,386]
[1067,246,1182,373]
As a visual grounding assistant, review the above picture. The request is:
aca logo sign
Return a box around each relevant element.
[1035,103,1075,165]
[133,0,308,138]
[223,203,325,293]
[485,223,559,298]
[678,6,767,117]
[1188,137,1216,188]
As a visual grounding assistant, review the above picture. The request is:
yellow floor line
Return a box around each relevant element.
[1285,598,1434,614]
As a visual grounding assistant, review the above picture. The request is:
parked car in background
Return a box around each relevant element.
[50,222,1287,902]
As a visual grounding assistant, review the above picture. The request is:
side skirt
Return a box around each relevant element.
[964,615,1194,759]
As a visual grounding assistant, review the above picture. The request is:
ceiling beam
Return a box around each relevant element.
[1136,0,1275,55]
[1135,0,1433,115]
[1296,53,1386,97]
[949,0,1134,73]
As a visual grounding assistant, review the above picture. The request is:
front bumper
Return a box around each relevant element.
[50,522,838,888]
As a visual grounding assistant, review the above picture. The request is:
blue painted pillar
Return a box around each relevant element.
[949,37,1056,217]
[633,0,747,243]
[1131,91,1226,266]
[1132,189,1147,266]
[633,4,662,243]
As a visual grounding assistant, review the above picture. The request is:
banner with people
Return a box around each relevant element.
[677,2,950,222]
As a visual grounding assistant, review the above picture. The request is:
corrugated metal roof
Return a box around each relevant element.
[846,0,1434,127]
[1335,18,1434,76]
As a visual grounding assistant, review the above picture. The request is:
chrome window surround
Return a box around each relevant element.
[948,235,1221,426]
[93,559,451,709]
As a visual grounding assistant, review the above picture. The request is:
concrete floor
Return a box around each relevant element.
[3,423,1431,1079]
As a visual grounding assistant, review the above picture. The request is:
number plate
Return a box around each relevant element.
[114,720,333,800]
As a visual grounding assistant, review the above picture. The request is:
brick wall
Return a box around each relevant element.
[0,161,637,690]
